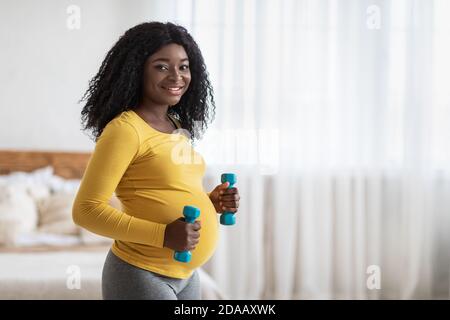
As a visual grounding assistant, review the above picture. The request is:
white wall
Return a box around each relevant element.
[0,0,183,151]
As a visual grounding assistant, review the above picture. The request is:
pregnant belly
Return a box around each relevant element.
[120,189,220,269]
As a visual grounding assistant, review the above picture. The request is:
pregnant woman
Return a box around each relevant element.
[72,21,240,300]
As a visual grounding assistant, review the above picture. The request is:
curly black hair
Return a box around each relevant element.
[80,21,216,144]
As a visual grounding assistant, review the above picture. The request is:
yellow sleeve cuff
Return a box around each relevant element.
[128,218,167,248]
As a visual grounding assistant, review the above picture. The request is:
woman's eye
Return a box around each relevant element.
[155,65,189,71]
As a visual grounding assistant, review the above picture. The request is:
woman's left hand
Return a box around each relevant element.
[208,182,240,214]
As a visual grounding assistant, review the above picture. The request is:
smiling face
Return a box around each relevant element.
[142,43,191,107]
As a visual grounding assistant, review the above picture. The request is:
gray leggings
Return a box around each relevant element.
[102,250,201,300]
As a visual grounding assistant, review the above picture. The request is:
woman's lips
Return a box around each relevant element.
[162,86,184,96]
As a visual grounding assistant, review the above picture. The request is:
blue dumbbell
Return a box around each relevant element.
[174,205,201,263]
[220,173,237,225]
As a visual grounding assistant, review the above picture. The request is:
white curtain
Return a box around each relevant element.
[155,0,450,299]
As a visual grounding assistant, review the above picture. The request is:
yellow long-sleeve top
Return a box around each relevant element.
[72,110,219,279]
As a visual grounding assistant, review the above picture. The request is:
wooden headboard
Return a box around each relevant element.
[0,150,92,179]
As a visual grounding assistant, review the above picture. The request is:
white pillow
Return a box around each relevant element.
[4,166,54,185]
[0,166,53,201]
[36,191,118,244]
[0,184,38,246]
[47,175,81,194]
[37,191,80,235]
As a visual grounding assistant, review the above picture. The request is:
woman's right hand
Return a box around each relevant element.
[163,217,201,251]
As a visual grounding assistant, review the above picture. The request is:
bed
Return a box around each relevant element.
[0,150,226,300]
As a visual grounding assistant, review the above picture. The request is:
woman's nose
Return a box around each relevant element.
[168,68,181,80]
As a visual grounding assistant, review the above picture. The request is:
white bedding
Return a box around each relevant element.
[0,247,226,300]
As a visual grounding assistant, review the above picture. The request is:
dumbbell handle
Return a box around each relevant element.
[220,173,237,225]
[174,205,200,263]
